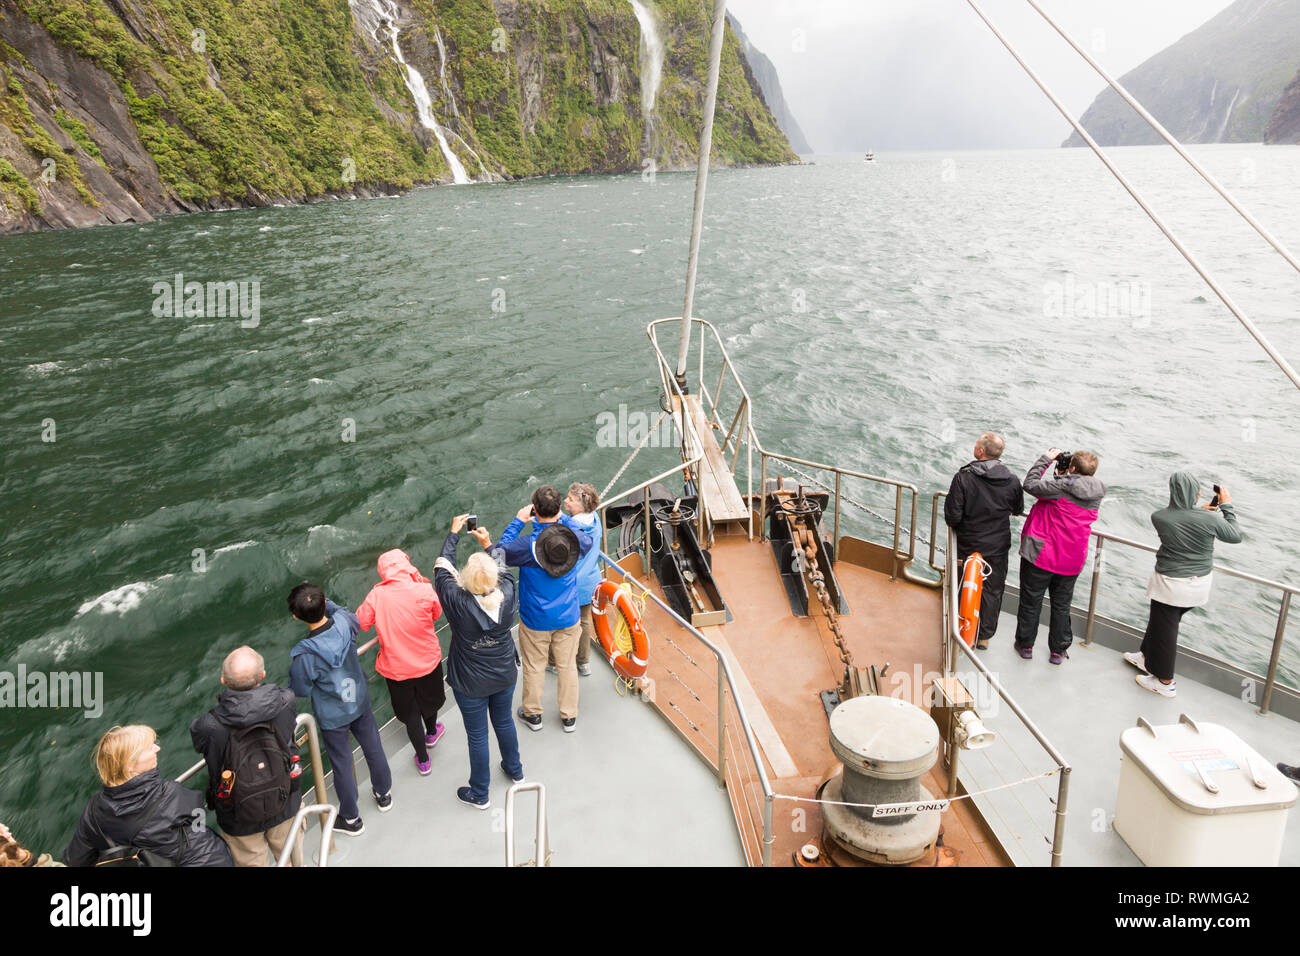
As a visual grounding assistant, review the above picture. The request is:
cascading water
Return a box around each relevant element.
[433,27,490,180]
[351,0,471,184]
[628,0,664,155]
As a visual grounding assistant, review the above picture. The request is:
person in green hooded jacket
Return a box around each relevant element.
[1124,472,1242,698]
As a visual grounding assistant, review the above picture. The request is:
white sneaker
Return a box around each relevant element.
[1122,650,1148,673]
[577,663,591,677]
[1136,673,1176,698]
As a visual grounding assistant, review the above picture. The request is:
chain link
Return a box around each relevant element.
[778,500,853,674]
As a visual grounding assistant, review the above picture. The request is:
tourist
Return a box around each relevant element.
[549,482,603,676]
[189,646,305,866]
[63,724,234,866]
[0,822,64,867]
[434,515,524,809]
[943,433,1024,649]
[499,485,594,733]
[1125,474,1242,698]
[288,583,392,836]
[1012,449,1106,663]
[357,550,446,776]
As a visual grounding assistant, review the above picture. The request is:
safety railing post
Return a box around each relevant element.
[1084,536,1104,646]
[717,667,727,788]
[762,792,774,867]
[1050,766,1071,867]
[643,485,652,574]
[890,485,902,579]
[504,782,549,867]
[759,453,768,542]
[833,470,842,552]
[1260,591,1292,715]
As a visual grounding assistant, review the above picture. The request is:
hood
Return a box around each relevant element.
[568,511,597,529]
[376,549,428,584]
[295,621,354,668]
[101,767,162,815]
[211,683,291,728]
[965,459,1015,481]
[1167,471,1200,510]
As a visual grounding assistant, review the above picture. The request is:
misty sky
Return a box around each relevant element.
[726,0,1236,151]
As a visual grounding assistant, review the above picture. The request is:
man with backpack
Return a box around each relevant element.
[190,646,304,866]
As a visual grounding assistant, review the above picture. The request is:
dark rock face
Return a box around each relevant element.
[1064,0,1300,148]
[1264,68,1300,144]
[726,12,811,155]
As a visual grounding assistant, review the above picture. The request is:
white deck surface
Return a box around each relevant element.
[957,610,1300,867]
[315,662,746,867]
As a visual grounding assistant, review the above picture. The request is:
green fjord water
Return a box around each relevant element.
[3,146,1300,854]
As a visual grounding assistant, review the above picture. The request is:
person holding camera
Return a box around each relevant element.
[434,515,524,809]
[1013,448,1106,663]
[498,485,594,733]
[944,432,1024,649]
[1124,473,1242,698]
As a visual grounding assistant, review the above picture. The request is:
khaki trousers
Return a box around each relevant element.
[222,814,305,867]
[548,605,594,668]
[520,621,581,720]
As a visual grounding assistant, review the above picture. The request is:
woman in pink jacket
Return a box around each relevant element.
[358,550,446,775]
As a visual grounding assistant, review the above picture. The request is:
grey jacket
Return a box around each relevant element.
[1151,472,1242,578]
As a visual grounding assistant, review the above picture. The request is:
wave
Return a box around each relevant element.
[75,575,174,616]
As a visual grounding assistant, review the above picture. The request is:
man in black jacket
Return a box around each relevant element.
[944,433,1024,648]
[190,646,304,866]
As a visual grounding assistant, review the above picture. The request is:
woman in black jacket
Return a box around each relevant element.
[434,516,523,810]
[63,724,233,867]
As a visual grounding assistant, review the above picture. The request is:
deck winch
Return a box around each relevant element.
[818,696,944,865]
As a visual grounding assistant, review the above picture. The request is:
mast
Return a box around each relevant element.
[675,0,729,394]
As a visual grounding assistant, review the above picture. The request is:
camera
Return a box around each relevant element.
[1054,451,1074,474]
[465,514,478,532]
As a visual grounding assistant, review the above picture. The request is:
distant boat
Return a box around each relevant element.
[863,151,876,163]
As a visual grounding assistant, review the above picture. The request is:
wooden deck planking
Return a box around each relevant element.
[675,394,749,522]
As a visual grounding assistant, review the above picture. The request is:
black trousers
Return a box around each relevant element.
[1139,600,1189,682]
[957,547,1009,643]
[1013,558,1078,654]
[386,663,445,762]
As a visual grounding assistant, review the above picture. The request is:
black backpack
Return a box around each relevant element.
[219,721,292,826]
[94,792,178,868]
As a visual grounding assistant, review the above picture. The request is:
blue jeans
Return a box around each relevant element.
[455,682,522,802]
[321,709,392,821]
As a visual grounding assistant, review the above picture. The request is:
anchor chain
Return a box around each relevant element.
[779,494,855,696]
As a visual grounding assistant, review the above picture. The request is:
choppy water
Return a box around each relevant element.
[3,146,1299,853]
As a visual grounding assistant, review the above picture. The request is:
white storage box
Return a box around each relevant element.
[1113,714,1296,866]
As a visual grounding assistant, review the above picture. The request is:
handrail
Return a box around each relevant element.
[602,554,775,866]
[275,803,338,868]
[504,781,550,867]
[926,491,1298,714]
[942,527,1072,866]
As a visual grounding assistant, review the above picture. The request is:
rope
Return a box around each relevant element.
[967,0,1300,392]
[600,410,670,500]
[772,766,1061,811]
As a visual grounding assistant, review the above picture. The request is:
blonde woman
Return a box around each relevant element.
[63,725,232,866]
[433,515,523,809]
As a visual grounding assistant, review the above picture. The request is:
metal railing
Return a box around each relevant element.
[602,555,776,866]
[646,318,936,588]
[928,492,1299,715]
[941,527,1072,866]
[504,782,550,867]
[275,803,338,868]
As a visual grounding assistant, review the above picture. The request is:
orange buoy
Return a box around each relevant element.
[592,581,650,680]
[958,554,986,647]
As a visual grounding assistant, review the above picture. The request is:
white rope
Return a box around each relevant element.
[966,0,1300,392]
[1024,0,1300,279]
[772,765,1061,811]
[600,410,669,500]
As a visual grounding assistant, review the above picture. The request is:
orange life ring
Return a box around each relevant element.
[592,581,650,680]
[958,553,986,647]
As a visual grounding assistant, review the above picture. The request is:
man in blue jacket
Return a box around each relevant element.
[288,583,392,836]
[498,485,593,733]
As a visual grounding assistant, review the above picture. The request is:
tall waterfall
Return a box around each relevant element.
[628,0,664,153]
[351,0,471,184]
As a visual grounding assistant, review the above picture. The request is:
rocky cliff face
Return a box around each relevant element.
[726,12,810,155]
[0,0,796,234]
[1065,0,1300,148]
[1264,67,1300,144]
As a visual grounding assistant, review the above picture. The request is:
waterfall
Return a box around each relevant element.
[433,27,490,180]
[628,0,664,153]
[350,0,471,184]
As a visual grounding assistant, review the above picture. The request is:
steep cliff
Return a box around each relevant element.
[726,12,810,155]
[1264,67,1300,144]
[1064,0,1300,148]
[0,0,796,233]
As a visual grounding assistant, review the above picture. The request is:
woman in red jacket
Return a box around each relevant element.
[358,550,446,775]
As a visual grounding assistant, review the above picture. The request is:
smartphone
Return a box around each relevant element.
[466,514,478,532]
[1209,485,1220,509]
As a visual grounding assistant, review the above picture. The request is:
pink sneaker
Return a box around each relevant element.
[415,754,432,776]
[425,722,446,750]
